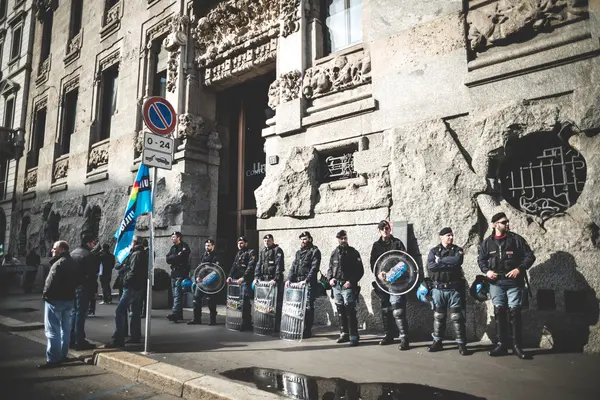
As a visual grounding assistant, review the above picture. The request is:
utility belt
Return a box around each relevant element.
[432,281,462,290]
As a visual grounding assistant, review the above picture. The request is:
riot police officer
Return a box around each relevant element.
[188,239,220,326]
[369,220,409,349]
[426,227,468,355]
[286,231,321,339]
[226,237,256,331]
[254,234,285,330]
[166,232,191,323]
[327,230,364,346]
[478,212,535,359]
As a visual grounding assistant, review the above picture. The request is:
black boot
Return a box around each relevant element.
[450,308,469,355]
[427,340,443,352]
[430,308,446,351]
[510,308,530,360]
[208,300,217,325]
[347,305,359,346]
[241,301,252,331]
[379,308,395,345]
[336,305,349,343]
[489,306,509,357]
[303,308,314,339]
[393,307,409,351]
[187,300,202,325]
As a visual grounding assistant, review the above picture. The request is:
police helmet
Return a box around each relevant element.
[180,277,193,293]
[416,278,433,303]
[469,275,490,302]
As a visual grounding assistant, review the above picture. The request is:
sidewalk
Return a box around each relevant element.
[2,292,600,400]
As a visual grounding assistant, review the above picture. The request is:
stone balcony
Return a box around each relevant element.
[64,29,83,65]
[35,57,51,86]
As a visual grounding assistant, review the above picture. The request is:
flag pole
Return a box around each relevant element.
[143,166,158,354]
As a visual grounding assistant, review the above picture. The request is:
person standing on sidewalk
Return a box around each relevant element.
[254,234,285,332]
[106,237,149,347]
[188,239,221,326]
[327,230,364,347]
[166,232,191,323]
[39,240,78,369]
[70,234,100,351]
[226,237,256,331]
[99,243,115,305]
[370,220,410,349]
[478,212,535,360]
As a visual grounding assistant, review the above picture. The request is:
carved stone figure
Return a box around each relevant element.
[177,113,205,140]
[53,158,69,181]
[24,169,38,192]
[89,145,109,171]
[302,53,372,100]
[280,0,300,37]
[134,130,144,156]
[267,70,301,110]
[268,79,280,110]
[468,0,588,52]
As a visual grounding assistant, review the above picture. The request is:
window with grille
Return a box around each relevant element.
[318,146,358,183]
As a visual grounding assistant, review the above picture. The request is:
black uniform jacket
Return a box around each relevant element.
[427,244,464,283]
[477,232,535,287]
[369,236,406,273]
[166,241,191,279]
[229,247,256,283]
[255,245,285,282]
[327,245,364,287]
[287,244,321,285]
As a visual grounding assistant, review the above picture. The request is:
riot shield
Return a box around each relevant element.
[193,263,226,295]
[279,284,308,342]
[253,281,279,336]
[373,250,420,296]
[226,283,243,331]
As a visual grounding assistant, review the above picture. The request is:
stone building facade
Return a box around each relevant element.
[0,0,36,253]
[11,1,600,353]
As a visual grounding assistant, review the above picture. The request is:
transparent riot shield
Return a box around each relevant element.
[279,284,308,342]
[226,283,243,331]
[373,250,420,296]
[253,281,278,336]
[193,263,226,295]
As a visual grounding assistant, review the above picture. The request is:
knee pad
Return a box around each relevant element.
[434,311,446,322]
[392,308,405,320]
[449,312,463,323]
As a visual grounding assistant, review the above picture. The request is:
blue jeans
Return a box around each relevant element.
[332,284,356,307]
[431,288,462,309]
[114,287,142,343]
[71,286,89,345]
[45,300,73,363]
[171,278,184,316]
[490,285,523,309]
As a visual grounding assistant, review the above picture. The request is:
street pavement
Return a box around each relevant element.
[0,329,179,400]
[2,292,600,400]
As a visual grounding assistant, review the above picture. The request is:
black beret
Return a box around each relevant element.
[237,236,247,243]
[377,220,391,230]
[299,231,312,239]
[491,212,507,223]
[171,231,183,237]
[263,234,274,240]
[439,227,453,236]
[336,230,347,238]
[205,239,215,245]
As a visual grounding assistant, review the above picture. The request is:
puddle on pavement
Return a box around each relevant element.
[221,367,485,399]
[0,307,37,313]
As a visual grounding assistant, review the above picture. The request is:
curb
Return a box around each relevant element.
[0,315,44,331]
[95,351,284,399]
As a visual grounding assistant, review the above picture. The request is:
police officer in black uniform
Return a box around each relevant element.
[166,231,191,323]
[286,231,321,339]
[327,230,364,346]
[426,227,468,355]
[370,220,409,349]
[254,234,285,330]
[226,237,256,331]
[478,212,535,359]
[188,239,220,326]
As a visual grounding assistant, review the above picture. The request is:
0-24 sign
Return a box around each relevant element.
[144,131,173,154]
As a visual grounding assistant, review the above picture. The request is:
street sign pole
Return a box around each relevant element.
[143,166,158,355]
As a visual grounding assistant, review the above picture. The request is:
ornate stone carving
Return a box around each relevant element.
[63,76,79,95]
[177,113,205,140]
[105,1,121,26]
[467,0,588,52]
[134,130,144,156]
[206,131,223,151]
[88,142,109,171]
[24,168,38,192]
[280,0,300,37]
[35,0,58,21]
[34,96,48,111]
[162,15,189,93]
[268,70,301,110]
[99,51,120,72]
[36,57,51,86]
[65,30,82,63]
[53,157,69,181]
[147,15,174,42]
[302,53,371,100]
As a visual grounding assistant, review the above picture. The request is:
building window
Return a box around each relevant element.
[0,156,8,200]
[27,107,47,170]
[69,0,83,39]
[97,65,119,141]
[59,88,78,156]
[323,0,363,54]
[10,25,22,60]
[4,97,14,128]
[0,1,6,21]
[40,11,53,62]
[152,39,167,97]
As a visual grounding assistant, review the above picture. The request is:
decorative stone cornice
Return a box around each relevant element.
[34,0,58,22]
[64,29,83,65]
[34,96,48,111]
[88,141,109,172]
[63,76,79,95]
[35,57,51,87]
[302,52,371,100]
[53,156,69,181]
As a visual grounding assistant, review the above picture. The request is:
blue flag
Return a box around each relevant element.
[114,165,152,263]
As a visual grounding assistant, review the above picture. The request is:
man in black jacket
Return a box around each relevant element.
[188,239,221,326]
[370,220,409,349]
[99,243,115,305]
[286,231,321,339]
[226,237,256,331]
[478,212,535,359]
[327,230,364,346]
[39,241,79,369]
[426,227,468,355]
[166,231,191,323]
[106,237,148,347]
[70,234,100,350]
[254,234,285,331]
